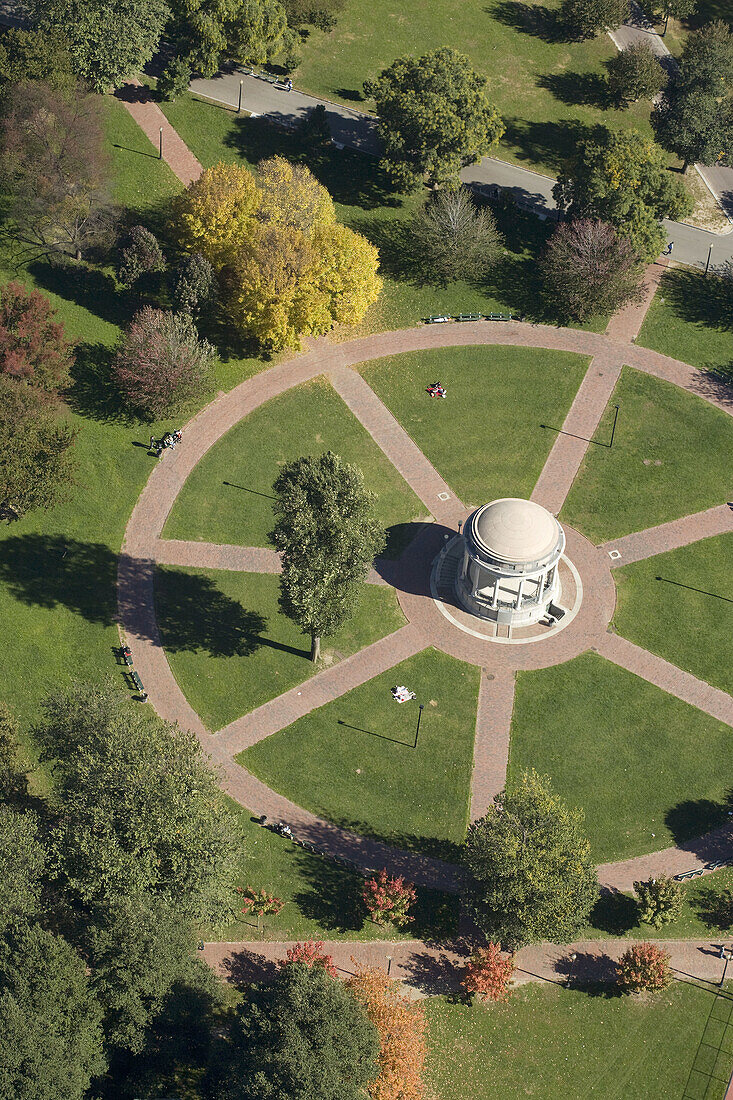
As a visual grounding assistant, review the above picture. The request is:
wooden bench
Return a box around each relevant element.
[455,313,482,322]
[484,312,513,321]
[131,671,145,693]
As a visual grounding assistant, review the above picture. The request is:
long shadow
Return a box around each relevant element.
[501,117,602,175]
[329,813,463,865]
[65,342,131,423]
[588,887,640,935]
[491,0,566,41]
[655,576,733,604]
[29,261,130,329]
[337,718,414,747]
[154,568,268,657]
[537,71,611,110]
[660,265,733,334]
[665,793,733,852]
[222,480,276,499]
[692,885,733,932]
[0,535,117,626]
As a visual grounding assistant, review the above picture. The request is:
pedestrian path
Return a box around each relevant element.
[470,668,515,821]
[601,504,733,566]
[605,259,669,343]
[114,79,203,186]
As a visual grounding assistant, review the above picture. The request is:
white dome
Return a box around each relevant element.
[471,498,561,564]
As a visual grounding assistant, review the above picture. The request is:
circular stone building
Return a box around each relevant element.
[456,498,565,626]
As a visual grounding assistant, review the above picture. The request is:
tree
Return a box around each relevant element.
[0,80,114,262]
[0,282,76,392]
[364,48,504,191]
[270,451,385,661]
[35,0,168,92]
[171,252,218,315]
[653,83,733,169]
[257,156,335,232]
[462,770,597,950]
[411,187,502,283]
[34,684,239,921]
[174,161,260,269]
[0,377,77,518]
[0,806,45,932]
[117,225,166,288]
[559,0,629,39]
[282,940,338,976]
[167,0,294,77]
[0,27,76,94]
[0,921,106,1100]
[239,886,285,934]
[678,19,733,92]
[347,964,427,1100]
[540,218,645,321]
[157,56,192,102]
[617,942,673,993]
[282,0,344,33]
[362,869,417,928]
[650,0,696,36]
[461,943,515,1004]
[0,704,30,804]
[633,875,685,929]
[218,962,379,1100]
[114,307,215,417]
[607,41,665,105]
[553,128,693,260]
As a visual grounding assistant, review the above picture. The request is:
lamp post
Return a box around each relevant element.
[705,243,714,277]
[159,127,163,160]
[238,79,243,113]
[720,945,733,988]
[386,955,392,977]
[566,952,578,989]
[414,704,424,749]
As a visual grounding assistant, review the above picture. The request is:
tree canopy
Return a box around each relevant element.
[411,187,502,283]
[553,128,693,260]
[0,27,77,94]
[462,769,597,949]
[559,0,629,39]
[607,41,665,105]
[540,217,645,321]
[270,451,385,660]
[0,806,45,933]
[167,0,295,77]
[653,83,733,169]
[0,377,77,518]
[0,282,76,392]
[364,47,504,191]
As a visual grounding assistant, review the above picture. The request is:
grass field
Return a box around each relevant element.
[561,366,733,543]
[155,567,406,730]
[240,648,481,861]
[163,377,425,557]
[425,981,733,1100]
[613,534,733,697]
[290,0,654,177]
[638,268,733,375]
[360,346,590,508]
[208,799,458,942]
[509,653,733,863]
[584,866,733,940]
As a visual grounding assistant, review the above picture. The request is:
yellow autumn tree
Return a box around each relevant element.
[346,964,427,1100]
[173,162,259,268]
[257,156,335,233]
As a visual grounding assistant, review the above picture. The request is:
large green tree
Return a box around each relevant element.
[653,83,733,169]
[167,0,295,77]
[462,769,597,949]
[0,922,106,1100]
[650,0,696,37]
[0,27,76,94]
[678,18,733,92]
[0,806,45,933]
[214,962,380,1100]
[35,0,168,92]
[35,684,239,921]
[553,128,693,260]
[559,0,629,40]
[607,41,665,106]
[0,377,77,519]
[270,451,385,661]
[364,47,504,191]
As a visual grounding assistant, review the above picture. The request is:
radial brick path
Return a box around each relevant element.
[601,504,733,566]
[118,320,733,896]
[114,80,203,187]
[604,259,669,344]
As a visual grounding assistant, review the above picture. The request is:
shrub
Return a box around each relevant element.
[461,943,515,1003]
[171,252,217,315]
[362,869,417,928]
[281,940,337,976]
[117,225,166,288]
[157,56,191,101]
[114,307,215,417]
[239,886,285,919]
[634,876,685,930]
[617,942,673,993]
[0,281,75,392]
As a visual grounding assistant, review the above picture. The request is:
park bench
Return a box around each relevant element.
[484,312,513,321]
[425,314,452,324]
[119,646,133,667]
[707,859,732,871]
[131,671,145,693]
[455,313,482,322]
[548,602,566,620]
[673,868,705,881]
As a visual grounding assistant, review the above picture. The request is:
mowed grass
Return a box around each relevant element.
[361,346,589,508]
[561,367,733,542]
[240,649,481,861]
[155,567,405,731]
[208,799,458,942]
[425,982,733,1100]
[638,268,733,375]
[163,377,425,557]
[613,535,733,696]
[509,653,733,863]
[291,0,654,176]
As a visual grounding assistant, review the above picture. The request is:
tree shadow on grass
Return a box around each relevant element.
[29,260,130,329]
[665,794,733,852]
[0,535,117,626]
[329,814,463,865]
[588,887,640,935]
[501,117,601,175]
[65,341,132,423]
[661,266,733,333]
[154,568,269,657]
[692,885,733,933]
[537,71,611,110]
[490,0,566,41]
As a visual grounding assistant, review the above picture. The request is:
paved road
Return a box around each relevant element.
[190,67,733,271]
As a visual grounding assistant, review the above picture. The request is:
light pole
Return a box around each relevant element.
[386,955,392,977]
[159,127,163,160]
[566,952,578,989]
[238,79,243,113]
[720,945,733,988]
[414,704,424,749]
[705,243,714,277]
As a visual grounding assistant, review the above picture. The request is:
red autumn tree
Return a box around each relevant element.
[617,942,673,993]
[0,282,76,392]
[461,943,515,1004]
[114,307,215,417]
[347,964,427,1100]
[362,869,417,928]
[281,940,338,977]
[239,886,284,935]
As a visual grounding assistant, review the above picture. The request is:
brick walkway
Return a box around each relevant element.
[601,503,733,566]
[118,319,733,897]
[604,259,669,344]
[114,80,203,186]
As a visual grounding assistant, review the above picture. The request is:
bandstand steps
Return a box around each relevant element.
[437,556,459,593]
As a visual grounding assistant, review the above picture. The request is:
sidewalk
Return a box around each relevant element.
[114,79,203,186]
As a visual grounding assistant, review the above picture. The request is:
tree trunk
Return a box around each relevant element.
[310,635,321,662]
[75,248,82,261]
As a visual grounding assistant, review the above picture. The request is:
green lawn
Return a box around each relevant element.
[561,366,733,542]
[509,653,733,863]
[208,799,458,942]
[290,0,654,177]
[426,982,733,1100]
[613,534,733,696]
[160,93,612,333]
[155,567,405,730]
[240,649,481,861]
[163,377,425,557]
[638,268,733,376]
[360,346,589,508]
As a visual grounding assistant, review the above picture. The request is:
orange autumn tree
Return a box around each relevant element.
[461,943,515,1003]
[347,964,427,1100]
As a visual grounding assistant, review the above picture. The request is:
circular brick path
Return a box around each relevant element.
[118,321,733,891]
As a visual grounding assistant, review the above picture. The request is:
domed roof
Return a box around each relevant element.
[469,498,562,565]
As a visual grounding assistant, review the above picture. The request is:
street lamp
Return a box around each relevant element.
[238,79,243,113]
[705,243,714,277]
[720,945,733,988]
[159,127,163,160]
[414,704,424,749]
[386,955,392,977]
[566,952,578,989]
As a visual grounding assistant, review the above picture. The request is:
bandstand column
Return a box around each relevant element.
[515,577,525,609]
